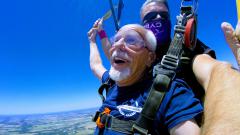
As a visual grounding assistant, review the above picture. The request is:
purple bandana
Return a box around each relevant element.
[143,18,171,53]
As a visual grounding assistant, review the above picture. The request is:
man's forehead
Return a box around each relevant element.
[117,28,141,37]
[143,2,168,13]
[141,2,168,19]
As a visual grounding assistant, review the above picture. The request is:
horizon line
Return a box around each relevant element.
[0,106,99,116]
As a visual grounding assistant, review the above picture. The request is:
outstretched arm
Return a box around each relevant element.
[192,21,240,135]
[95,18,112,60]
[193,21,240,91]
[87,22,107,80]
[193,55,240,135]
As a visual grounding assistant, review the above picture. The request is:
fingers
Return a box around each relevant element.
[221,22,238,48]
[93,19,100,28]
[221,22,234,39]
[221,22,240,66]
[93,18,103,28]
[88,28,96,36]
[235,22,240,64]
[221,21,240,47]
[235,21,240,40]
[87,28,98,42]
[97,18,104,31]
[92,18,104,31]
[98,18,103,27]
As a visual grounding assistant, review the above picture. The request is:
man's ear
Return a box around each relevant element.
[146,51,156,67]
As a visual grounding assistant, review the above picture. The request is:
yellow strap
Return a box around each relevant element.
[102,6,118,21]
[237,0,240,20]
[102,10,112,21]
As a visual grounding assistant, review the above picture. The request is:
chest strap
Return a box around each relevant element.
[92,110,134,134]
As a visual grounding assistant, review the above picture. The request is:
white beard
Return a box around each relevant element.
[109,66,131,82]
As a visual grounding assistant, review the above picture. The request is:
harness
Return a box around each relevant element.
[93,0,198,134]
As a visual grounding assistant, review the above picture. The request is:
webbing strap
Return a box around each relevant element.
[167,34,184,58]
[117,0,124,25]
[98,83,109,103]
[108,0,120,31]
[132,74,171,135]
[98,78,114,103]
[110,117,134,134]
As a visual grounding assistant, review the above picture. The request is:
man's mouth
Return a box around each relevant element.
[114,57,128,64]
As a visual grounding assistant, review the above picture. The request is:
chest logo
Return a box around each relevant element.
[117,101,142,117]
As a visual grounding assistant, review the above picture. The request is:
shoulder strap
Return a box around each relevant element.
[98,77,114,103]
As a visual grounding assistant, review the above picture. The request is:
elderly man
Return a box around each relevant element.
[87,24,202,134]
[95,0,216,102]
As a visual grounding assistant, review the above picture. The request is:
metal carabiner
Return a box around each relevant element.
[180,0,198,19]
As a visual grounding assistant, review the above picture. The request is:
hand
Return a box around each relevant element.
[87,27,97,43]
[94,18,104,32]
[87,18,105,43]
[221,21,240,65]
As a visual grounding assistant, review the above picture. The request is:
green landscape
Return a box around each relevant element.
[0,108,97,135]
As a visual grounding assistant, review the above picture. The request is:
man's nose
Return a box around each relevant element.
[156,14,161,19]
[113,38,125,49]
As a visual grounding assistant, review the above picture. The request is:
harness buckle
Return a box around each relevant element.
[105,114,112,128]
[96,107,111,129]
[92,111,100,122]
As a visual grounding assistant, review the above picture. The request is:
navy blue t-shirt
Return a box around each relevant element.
[94,71,203,135]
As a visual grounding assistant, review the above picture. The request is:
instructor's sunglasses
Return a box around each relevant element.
[143,11,169,23]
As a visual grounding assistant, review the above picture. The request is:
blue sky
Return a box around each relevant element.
[0,0,237,115]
